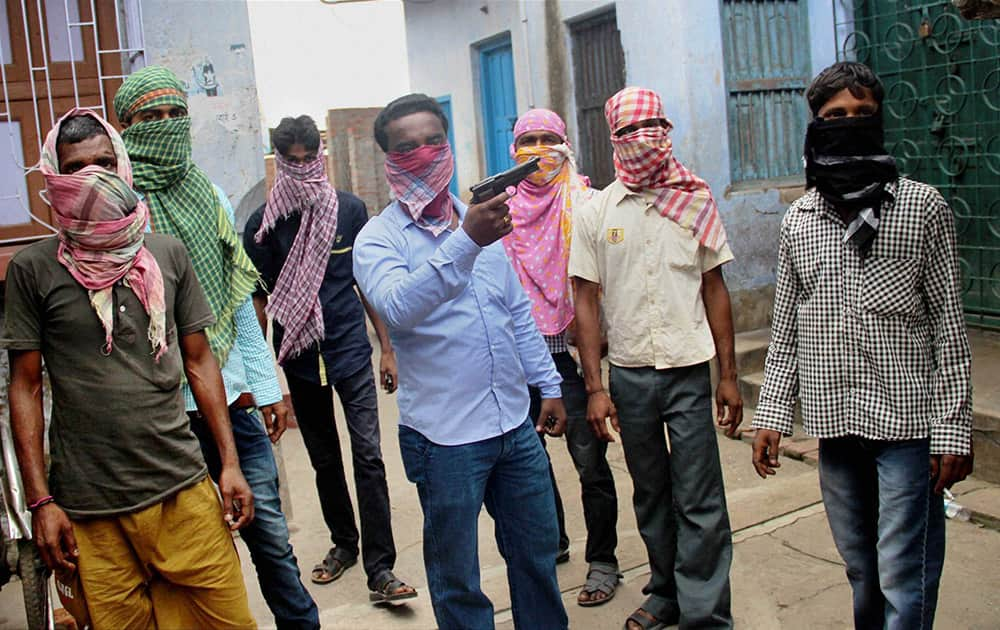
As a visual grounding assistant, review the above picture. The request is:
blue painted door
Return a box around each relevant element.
[479,37,517,175]
[436,95,459,196]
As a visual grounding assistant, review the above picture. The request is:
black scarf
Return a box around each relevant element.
[804,115,898,252]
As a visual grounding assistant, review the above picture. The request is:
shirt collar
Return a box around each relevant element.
[799,178,900,213]
[609,179,642,207]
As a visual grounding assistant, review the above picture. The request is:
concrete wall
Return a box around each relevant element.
[403,0,839,329]
[139,0,266,230]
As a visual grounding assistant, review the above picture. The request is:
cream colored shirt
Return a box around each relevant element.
[568,179,734,370]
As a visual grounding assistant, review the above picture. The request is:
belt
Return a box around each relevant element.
[187,392,257,421]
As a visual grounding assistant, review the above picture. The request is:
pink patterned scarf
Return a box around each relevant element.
[384,143,455,236]
[40,108,167,360]
[254,143,339,363]
[502,109,594,335]
[605,87,727,251]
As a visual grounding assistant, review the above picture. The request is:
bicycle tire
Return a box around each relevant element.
[17,540,51,629]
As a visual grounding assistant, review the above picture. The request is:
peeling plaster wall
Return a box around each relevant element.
[139,0,266,230]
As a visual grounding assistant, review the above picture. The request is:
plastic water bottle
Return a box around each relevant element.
[943,489,972,522]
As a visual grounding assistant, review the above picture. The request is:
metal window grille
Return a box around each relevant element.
[836,0,1000,328]
[0,0,145,245]
[721,0,812,185]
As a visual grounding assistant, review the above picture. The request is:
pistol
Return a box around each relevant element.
[469,157,541,203]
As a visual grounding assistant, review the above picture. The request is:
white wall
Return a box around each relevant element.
[247,0,410,141]
[141,0,266,228]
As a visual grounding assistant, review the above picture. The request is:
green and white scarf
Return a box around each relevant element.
[122,115,258,366]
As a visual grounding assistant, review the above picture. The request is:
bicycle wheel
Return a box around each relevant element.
[17,540,51,629]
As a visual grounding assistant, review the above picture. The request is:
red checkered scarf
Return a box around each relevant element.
[384,143,455,236]
[605,87,727,251]
[40,108,167,360]
[255,143,339,363]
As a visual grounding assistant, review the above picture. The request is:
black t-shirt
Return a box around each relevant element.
[243,191,372,385]
[2,234,214,518]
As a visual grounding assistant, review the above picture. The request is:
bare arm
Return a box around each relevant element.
[253,293,268,338]
[702,267,743,437]
[9,350,78,572]
[573,277,619,442]
[358,288,398,393]
[179,331,254,529]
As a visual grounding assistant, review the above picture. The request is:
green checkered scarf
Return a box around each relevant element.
[122,115,258,366]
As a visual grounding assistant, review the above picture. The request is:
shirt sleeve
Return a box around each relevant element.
[921,195,973,455]
[232,295,282,406]
[752,217,799,436]
[1,258,42,350]
[242,209,277,295]
[353,217,483,331]
[503,255,562,397]
[568,196,600,283]
[172,244,217,336]
[215,185,282,407]
[701,241,735,273]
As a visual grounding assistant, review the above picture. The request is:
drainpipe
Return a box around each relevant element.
[518,0,536,108]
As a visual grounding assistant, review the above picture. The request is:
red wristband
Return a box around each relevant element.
[28,495,54,512]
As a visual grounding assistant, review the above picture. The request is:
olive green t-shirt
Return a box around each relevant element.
[2,234,215,518]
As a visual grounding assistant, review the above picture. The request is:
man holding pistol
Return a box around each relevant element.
[353,93,569,629]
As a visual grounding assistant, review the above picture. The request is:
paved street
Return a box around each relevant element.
[1,371,998,628]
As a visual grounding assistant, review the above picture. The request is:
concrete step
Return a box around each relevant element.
[734,327,771,375]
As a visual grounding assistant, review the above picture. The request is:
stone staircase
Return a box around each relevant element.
[733,327,1000,484]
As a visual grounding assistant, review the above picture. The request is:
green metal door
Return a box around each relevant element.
[836,1,1000,328]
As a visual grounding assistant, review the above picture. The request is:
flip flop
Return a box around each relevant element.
[311,547,356,585]
[369,574,419,604]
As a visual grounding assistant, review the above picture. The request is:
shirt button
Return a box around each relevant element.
[119,305,126,312]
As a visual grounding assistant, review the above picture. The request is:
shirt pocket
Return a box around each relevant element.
[664,221,699,271]
[862,257,920,317]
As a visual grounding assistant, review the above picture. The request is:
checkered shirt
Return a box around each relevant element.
[752,178,972,455]
[544,332,568,355]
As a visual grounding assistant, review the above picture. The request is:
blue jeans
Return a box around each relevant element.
[399,420,568,630]
[819,436,945,630]
[192,407,320,630]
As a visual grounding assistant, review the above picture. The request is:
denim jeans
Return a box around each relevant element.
[399,419,568,630]
[610,363,733,628]
[192,407,320,630]
[285,365,397,588]
[819,436,945,630]
[530,352,618,565]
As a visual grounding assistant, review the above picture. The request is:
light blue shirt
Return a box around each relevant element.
[353,197,561,446]
[179,186,282,411]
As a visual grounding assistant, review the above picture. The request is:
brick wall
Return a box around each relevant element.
[326,108,391,217]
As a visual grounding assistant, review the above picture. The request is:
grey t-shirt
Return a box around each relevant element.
[3,234,215,518]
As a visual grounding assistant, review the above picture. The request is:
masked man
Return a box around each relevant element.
[751,62,973,630]
[244,114,416,602]
[503,108,621,607]
[113,66,319,628]
[570,87,742,629]
[4,109,255,628]
[353,93,569,630]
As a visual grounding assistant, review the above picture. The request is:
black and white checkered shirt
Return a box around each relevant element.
[753,178,972,455]
[544,332,569,355]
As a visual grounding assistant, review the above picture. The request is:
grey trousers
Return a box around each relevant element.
[610,362,733,629]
